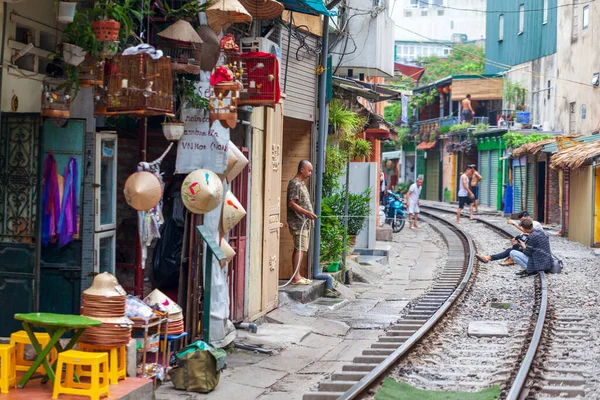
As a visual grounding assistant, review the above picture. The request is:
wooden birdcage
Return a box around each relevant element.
[157,37,202,65]
[103,53,174,117]
[41,76,71,119]
[78,55,105,88]
[156,20,203,75]
[228,53,279,107]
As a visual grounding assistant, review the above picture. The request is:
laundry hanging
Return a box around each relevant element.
[41,152,60,246]
[57,157,79,247]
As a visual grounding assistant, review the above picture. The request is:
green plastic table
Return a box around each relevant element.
[13,312,101,388]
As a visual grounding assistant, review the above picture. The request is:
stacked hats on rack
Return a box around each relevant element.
[144,289,184,336]
[80,272,133,347]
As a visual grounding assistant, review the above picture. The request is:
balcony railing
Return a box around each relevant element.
[413,116,491,134]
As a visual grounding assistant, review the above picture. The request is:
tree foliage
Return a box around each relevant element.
[417,44,485,85]
[503,132,554,149]
[384,101,401,126]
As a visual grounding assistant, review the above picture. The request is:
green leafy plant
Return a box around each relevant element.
[504,80,527,109]
[324,187,372,236]
[449,122,472,132]
[63,11,98,54]
[416,44,485,85]
[384,101,402,125]
[319,204,346,264]
[323,144,348,197]
[92,0,151,44]
[329,99,364,137]
[474,123,490,133]
[162,0,212,20]
[439,126,451,134]
[503,132,554,148]
[351,138,372,161]
[396,181,413,195]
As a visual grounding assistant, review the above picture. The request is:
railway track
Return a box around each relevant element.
[302,206,549,400]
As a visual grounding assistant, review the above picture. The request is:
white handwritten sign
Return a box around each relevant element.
[175,81,230,175]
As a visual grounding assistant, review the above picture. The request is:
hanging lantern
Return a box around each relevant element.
[437,87,443,93]
[443,86,450,94]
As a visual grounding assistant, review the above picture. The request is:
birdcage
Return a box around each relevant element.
[41,76,71,119]
[208,80,242,129]
[228,53,280,107]
[103,53,174,117]
[78,55,105,89]
[156,20,203,75]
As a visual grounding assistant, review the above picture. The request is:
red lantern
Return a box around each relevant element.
[443,86,450,94]
[437,87,443,93]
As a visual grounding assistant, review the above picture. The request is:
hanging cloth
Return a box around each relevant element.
[57,157,79,247]
[41,152,60,246]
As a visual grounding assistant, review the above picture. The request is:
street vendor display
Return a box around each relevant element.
[80,272,133,347]
[144,289,184,335]
[221,190,246,233]
[13,313,101,388]
[181,169,224,214]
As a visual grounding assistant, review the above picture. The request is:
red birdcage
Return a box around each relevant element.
[228,52,280,107]
[102,53,174,117]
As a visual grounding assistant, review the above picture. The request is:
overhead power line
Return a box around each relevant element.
[407,0,595,14]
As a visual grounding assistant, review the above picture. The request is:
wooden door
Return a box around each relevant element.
[262,104,284,313]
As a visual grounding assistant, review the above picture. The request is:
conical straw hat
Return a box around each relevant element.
[197,25,220,71]
[206,0,252,33]
[225,141,249,182]
[219,238,236,267]
[158,20,203,44]
[143,289,182,314]
[221,190,247,233]
[239,0,284,20]
[181,169,224,214]
[83,272,127,297]
[124,171,162,211]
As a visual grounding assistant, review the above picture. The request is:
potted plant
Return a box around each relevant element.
[319,204,345,268]
[163,77,209,141]
[91,0,147,43]
[57,1,78,24]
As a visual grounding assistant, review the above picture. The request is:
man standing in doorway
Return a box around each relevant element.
[469,164,483,213]
[461,94,475,124]
[456,165,475,223]
[406,175,424,229]
[287,160,318,285]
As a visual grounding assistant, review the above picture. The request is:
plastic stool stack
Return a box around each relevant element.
[0,343,16,394]
[77,342,126,385]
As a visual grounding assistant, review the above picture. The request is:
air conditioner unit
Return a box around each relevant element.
[241,37,281,60]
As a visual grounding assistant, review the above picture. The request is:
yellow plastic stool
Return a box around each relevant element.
[52,350,109,400]
[0,343,16,394]
[77,342,127,385]
[10,330,58,373]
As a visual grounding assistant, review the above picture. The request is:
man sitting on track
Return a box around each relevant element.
[509,218,553,277]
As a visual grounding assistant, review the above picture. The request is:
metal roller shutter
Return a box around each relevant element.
[527,162,535,215]
[425,150,440,201]
[479,151,490,206]
[513,165,526,213]
[490,150,499,210]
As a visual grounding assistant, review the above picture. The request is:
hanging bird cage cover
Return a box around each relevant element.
[41,76,71,119]
[103,53,174,117]
[157,20,203,72]
[196,25,220,72]
[229,52,280,106]
[206,0,252,33]
[239,0,284,20]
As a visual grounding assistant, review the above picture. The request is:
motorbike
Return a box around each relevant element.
[385,190,406,233]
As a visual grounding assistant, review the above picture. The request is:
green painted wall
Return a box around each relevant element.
[417,150,426,198]
[485,0,557,74]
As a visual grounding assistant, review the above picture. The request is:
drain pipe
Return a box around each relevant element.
[592,160,597,247]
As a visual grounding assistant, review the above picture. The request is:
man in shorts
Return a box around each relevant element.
[456,165,475,223]
[406,175,423,229]
[461,94,475,124]
[469,164,483,213]
[287,160,317,285]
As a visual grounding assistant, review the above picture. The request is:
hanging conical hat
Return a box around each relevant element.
[158,20,203,44]
[206,0,252,33]
[124,171,162,211]
[83,272,127,298]
[143,289,182,315]
[197,25,220,71]
[219,238,236,267]
[181,169,224,214]
[239,0,284,20]
[225,141,249,182]
[221,190,247,233]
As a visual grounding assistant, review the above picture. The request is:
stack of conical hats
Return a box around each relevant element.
[80,272,133,347]
[144,289,184,336]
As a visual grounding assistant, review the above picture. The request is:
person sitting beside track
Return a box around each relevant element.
[508,218,553,277]
[509,211,544,233]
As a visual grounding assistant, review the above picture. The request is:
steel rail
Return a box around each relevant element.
[338,210,475,400]
[420,204,549,400]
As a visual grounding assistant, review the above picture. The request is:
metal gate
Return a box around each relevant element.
[0,114,40,336]
[513,163,526,213]
[425,149,440,201]
[228,148,249,323]
[526,162,535,215]
[490,151,499,209]
[479,151,490,206]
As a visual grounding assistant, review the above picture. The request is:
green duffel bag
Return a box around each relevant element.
[168,340,227,393]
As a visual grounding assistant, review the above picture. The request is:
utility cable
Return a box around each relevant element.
[408,0,595,14]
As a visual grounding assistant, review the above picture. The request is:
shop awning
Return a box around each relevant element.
[279,0,336,16]
[416,141,437,150]
[541,134,600,154]
[394,62,425,82]
[383,150,402,160]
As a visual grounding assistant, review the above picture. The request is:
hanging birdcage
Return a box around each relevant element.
[228,52,279,107]
[208,80,242,129]
[103,53,174,117]
[78,55,105,88]
[156,20,203,75]
[41,76,71,119]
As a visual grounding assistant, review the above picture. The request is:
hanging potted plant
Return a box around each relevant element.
[57,1,78,24]
[163,77,209,141]
[91,0,147,43]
